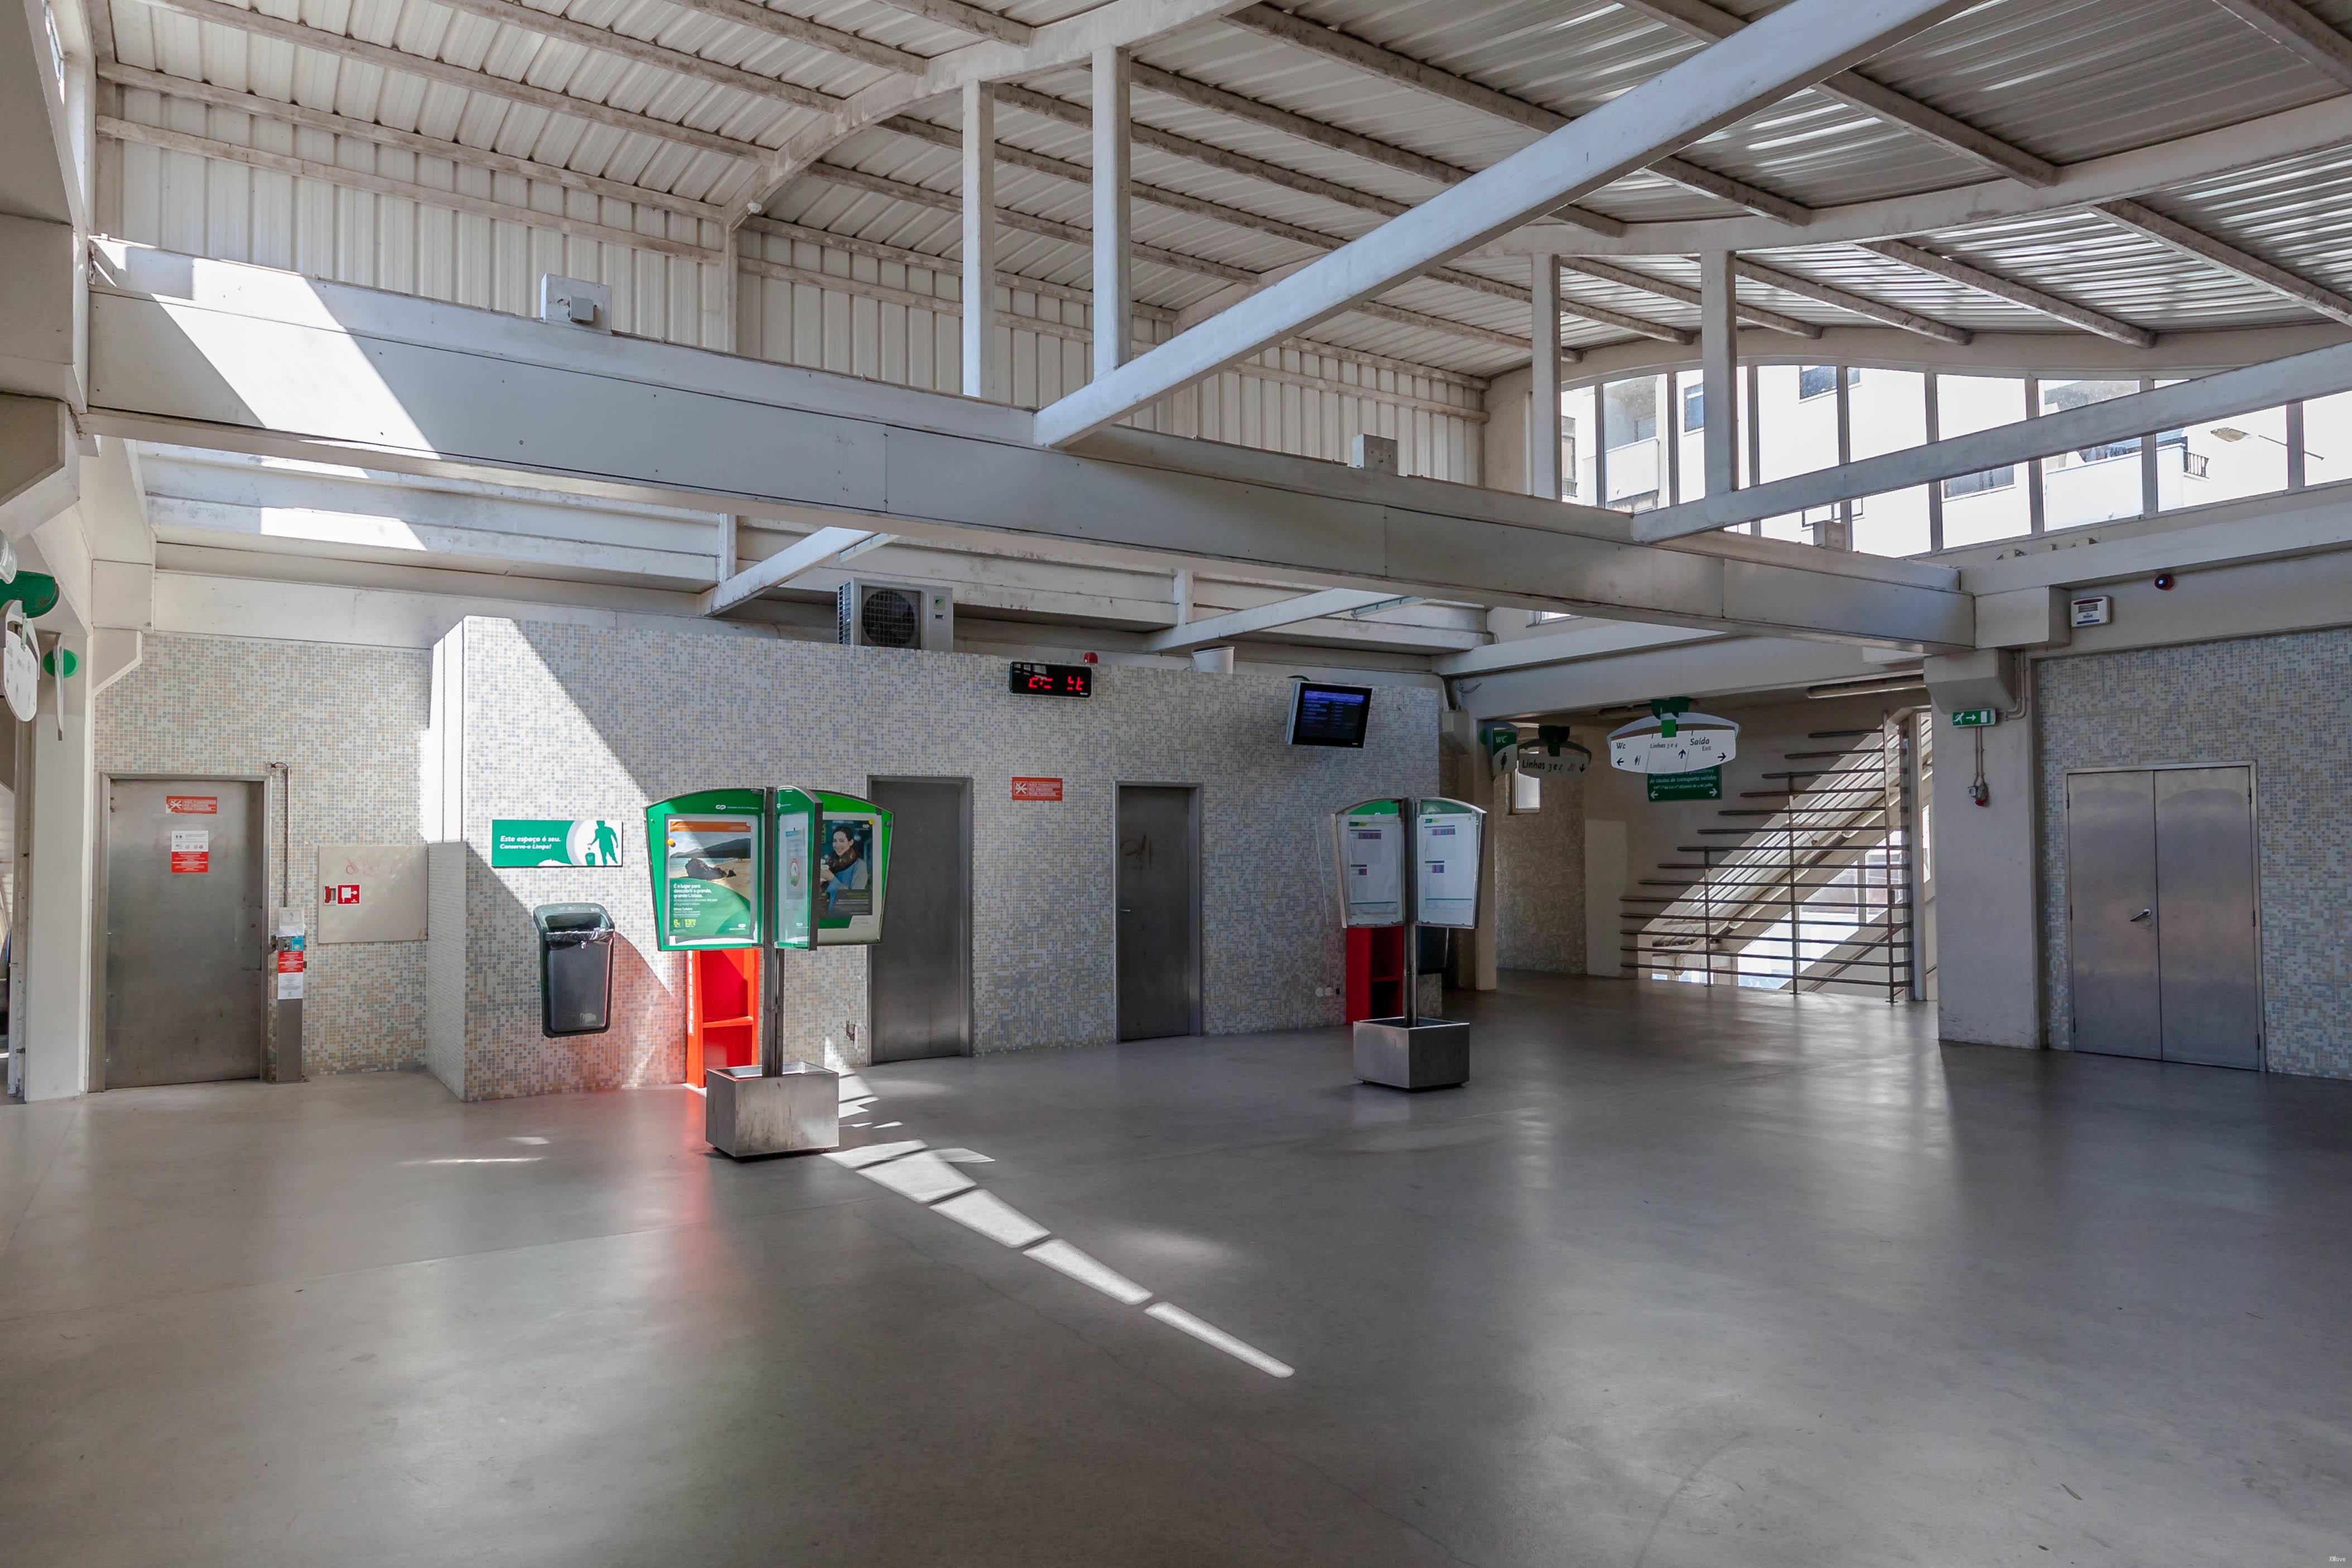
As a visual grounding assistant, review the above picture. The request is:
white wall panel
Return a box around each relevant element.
[103,86,1486,482]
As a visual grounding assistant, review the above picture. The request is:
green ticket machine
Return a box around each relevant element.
[647,787,893,1158]
[1332,795,1485,1090]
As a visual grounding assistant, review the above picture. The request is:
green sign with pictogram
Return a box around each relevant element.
[491,819,626,867]
[1949,708,1999,727]
[1647,767,1722,802]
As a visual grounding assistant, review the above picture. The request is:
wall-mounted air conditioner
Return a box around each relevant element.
[836,580,953,652]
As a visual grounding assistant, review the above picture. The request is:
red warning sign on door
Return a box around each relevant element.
[1010,776,1063,802]
[166,795,218,814]
[170,828,209,874]
[322,884,360,905]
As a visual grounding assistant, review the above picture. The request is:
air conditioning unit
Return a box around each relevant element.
[837,580,953,652]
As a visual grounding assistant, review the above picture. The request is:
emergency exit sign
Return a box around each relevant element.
[1950,708,1999,727]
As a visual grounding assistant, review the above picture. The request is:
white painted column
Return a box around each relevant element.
[22,630,97,1099]
[1527,254,1560,500]
[1091,46,1132,384]
[1700,250,1740,500]
[961,80,998,401]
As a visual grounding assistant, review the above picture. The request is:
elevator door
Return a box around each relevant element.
[1115,785,1199,1042]
[105,779,266,1087]
[2065,766,2260,1069]
[868,778,971,1062]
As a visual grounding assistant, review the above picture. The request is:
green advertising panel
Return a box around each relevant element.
[1332,798,1405,928]
[491,818,625,868]
[772,788,816,951]
[645,790,763,950]
[1647,767,1722,802]
[809,790,891,946]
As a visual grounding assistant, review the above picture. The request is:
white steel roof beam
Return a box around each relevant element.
[1860,239,2156,348]
[1141,587,1397,650]
[859,0,1036,48]
[2093,199,2352,328]
[1734,258,1970,345]
[2206,0,2352,91]
[1558,259,1820,339]
[706,527,876,614]
[1633,337,2352,541]
[1032,0,1978,448]
[1614,0,2059,187]
[1221,2,1811,226]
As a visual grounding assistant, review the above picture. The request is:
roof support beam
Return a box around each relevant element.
[1613,0,2059,187]
[704,527,876,614]
[88,242,1968,648]
[1032,0,1974,448]
[2093,199,2352,327]
[1733,259,1970,345]
[1633,337,2352,541]
[1860,239,2156,348]
[1141,587,1396,650]
[1220,3,1810,225]
[1530,257,1563,502]
[2206,0,2352,91]
[420,0,886,104]
[1699,252,1739,500]
[1092,49,1134,383]
[962,82,998,398]
[744,0,1264,221]
[1557,258,1820,339]
[126,0,770,162]
[860,0,1036,48]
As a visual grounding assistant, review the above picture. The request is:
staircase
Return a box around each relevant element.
[1619,716,1917,1001]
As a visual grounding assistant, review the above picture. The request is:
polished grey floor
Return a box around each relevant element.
[3,974,2348,1566]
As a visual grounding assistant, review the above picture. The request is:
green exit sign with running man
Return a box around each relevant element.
[1949,708,1999,728]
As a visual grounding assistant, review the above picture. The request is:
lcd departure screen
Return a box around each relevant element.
[1287,682,1372,747]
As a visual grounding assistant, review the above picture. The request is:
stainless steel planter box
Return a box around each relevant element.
[1351,1017,1469,1090]
[705,1062,840,1157]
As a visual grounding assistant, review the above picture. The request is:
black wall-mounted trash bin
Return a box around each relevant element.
[534,903,615,1036]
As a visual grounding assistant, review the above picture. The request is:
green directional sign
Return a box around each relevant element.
[1647,767,1722,802]
[1949,708,1999,727]
[491,819,625,868]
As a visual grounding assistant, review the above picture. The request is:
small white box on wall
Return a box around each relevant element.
[318,845,430,943]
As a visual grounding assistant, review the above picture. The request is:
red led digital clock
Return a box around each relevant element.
[1009,661,1093,697]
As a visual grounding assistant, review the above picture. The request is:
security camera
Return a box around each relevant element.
[2153,573,2175,591]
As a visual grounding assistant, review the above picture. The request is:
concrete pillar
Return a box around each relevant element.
[22,628,97,1098]
[1699,251,1739,499]
[1090,47,1131,383]
[1527,255,1560,501]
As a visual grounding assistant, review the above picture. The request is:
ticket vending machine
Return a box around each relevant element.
[1332,796,1485,1089]
[647,787,893,1158]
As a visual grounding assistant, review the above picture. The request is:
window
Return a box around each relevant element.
[2165,400,2287,510]
[1681,381,1704,432]
[1943,466,2016,499]
[1556,414,1577,502]
[1603,376,1665,512]
[1511,770,1541,813]
[2040,379,2143,529]
[1797,365,1856,401]
[1847,369,1929,557]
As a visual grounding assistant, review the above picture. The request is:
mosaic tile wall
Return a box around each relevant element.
[1495,773,1587,975]
[2037,628,2352,1079]
[453,617,1440,1099]
[93,635,433,1075]
[425,843,466,1095]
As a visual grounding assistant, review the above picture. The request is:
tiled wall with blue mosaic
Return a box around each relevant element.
[94,636,432,1075]
[457,618,1439,1099]
[2036,628,2351,1079]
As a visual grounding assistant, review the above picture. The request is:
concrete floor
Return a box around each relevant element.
[3,976,2348,1567]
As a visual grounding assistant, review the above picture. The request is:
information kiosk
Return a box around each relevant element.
[1332,796,1486,1089]
[647,787,893,1157]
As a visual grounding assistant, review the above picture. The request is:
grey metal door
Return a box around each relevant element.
[2153,767,2261,1069]
[868,778,971,1062]
[104,779,266,1087]
[1116,785,1199,1042]
[2067,769,2162,1060]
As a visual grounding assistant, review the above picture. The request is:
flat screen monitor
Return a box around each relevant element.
[1287,681,1372,748]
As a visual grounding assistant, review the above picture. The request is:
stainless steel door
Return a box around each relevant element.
[1116,785,1199,1042]
[104,779,266,1086]
[2065,770,2162,1060]
[2154,767,2261,1069]
[868,778,971,1062]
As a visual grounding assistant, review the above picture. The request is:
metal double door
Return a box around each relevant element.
[2065,766,2260,1069]
[104,778,267,1087]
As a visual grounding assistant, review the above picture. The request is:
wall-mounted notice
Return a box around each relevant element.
[1011,777,1063,802]
[166,795,218,814]
[317,845,430,943]
[491,819,625,867]
[169,828,209,874]
[1414,798,1485,930]
[1333,799,1405,928]
[276,943,306,1000]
